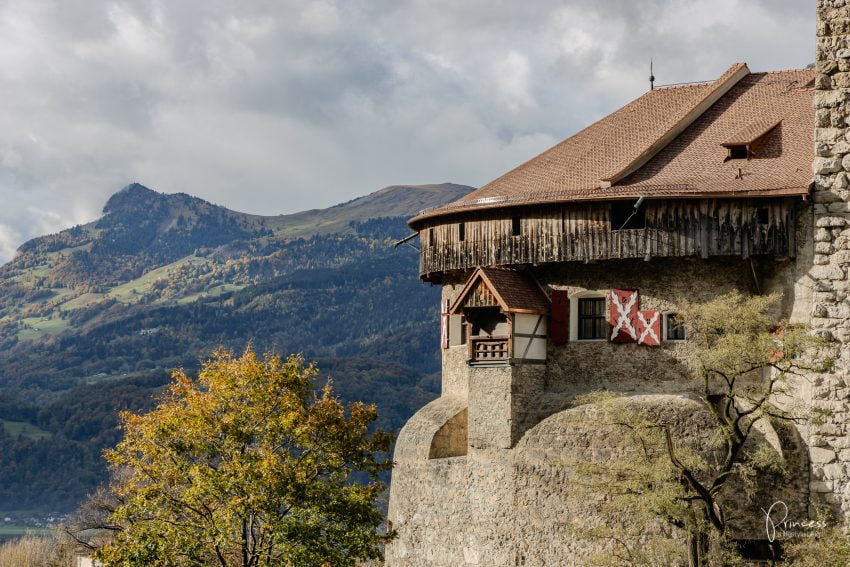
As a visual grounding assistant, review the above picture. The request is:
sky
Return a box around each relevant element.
[0,0,815,262]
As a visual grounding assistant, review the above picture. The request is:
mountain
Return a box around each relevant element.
[0,182,473,512]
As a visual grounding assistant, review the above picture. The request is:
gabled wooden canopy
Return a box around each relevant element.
[449,267,550,315]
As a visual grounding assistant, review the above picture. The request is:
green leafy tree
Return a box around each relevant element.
[91,348,394,566]
[568,292,832,566]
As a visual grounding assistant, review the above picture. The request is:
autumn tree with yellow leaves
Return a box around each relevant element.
[87,348,394,566]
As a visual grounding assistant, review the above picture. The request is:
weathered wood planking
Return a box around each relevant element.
[419,198,797,277]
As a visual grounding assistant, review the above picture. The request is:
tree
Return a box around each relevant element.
[88,348,394,566]
[567,292,832,566]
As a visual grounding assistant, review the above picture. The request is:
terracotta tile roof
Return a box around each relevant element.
[450,267,550,315]
[410,65,815,226]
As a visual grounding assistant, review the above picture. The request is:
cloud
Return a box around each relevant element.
[0,0,815,263]
[0,225,21,262]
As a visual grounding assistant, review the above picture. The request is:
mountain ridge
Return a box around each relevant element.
[0,180,471,513]
[12,182,471,261]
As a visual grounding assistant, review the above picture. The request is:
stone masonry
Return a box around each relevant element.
[386,258,814,566]
[813,0,850,517]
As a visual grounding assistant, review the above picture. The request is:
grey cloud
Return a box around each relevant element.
[0,0,816,263]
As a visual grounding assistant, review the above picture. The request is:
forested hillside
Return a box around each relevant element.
[0,182,472,512]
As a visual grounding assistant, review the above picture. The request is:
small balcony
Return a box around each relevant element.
[469,336,510,364]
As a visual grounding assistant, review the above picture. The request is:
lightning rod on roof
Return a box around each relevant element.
[650,59,655,91]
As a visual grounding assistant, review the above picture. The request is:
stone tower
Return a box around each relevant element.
[385,4,850,564]
[811,0,850,515]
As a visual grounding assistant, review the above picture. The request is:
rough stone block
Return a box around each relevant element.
[818,242,835,256]
[816,189,844,203]
[828,201,850,213]
[819,127,846,142]
[818,90,847,108]
[815,227,835,241]
[810,265,845,280]
[811,447,838,464]
[816,215,848,227]
[824,462,846,479]
[815,175,838,190]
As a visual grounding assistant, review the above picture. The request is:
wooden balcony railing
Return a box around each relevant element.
[469,336,510,363]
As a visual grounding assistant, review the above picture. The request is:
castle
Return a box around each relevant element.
[386,2,850,564]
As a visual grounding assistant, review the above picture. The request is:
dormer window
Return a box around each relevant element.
[727,145,749,160]
[722,118,781,162]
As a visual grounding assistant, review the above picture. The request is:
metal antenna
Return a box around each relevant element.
[393,232,420,251]
[649,59,655,90]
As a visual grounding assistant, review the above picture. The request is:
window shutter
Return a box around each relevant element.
[448,314,464,347]
[550,289,569,344]
[440,298,450,350]
[609,289,639,343]
[636,310,661,346]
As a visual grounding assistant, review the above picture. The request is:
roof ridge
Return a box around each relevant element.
[749,67,815,75]
[653,81,714,90]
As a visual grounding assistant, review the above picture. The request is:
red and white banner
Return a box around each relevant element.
[440,298,450,350]
[609,289,639,343]
[636,310,661,346]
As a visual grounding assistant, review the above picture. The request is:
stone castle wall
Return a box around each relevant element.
[387,254,817,565]
[811,0,850,516]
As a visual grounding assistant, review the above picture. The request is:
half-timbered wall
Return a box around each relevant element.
[418,198,797,277]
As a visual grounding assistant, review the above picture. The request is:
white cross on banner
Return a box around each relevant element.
[609,289,639,343]
[636,310,661,346]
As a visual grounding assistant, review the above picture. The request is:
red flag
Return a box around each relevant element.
[636,310,661,346]
[609,289,639,343]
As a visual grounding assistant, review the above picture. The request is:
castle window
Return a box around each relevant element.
[728,145,749,160]
[448,314,465,347]
[577,297,607,340]
[512,216,522,236]
[429,228,435,247]
[610,200,646,231]
[459,222,465,242]
[665,313,686,341]
[757,207,769,225]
